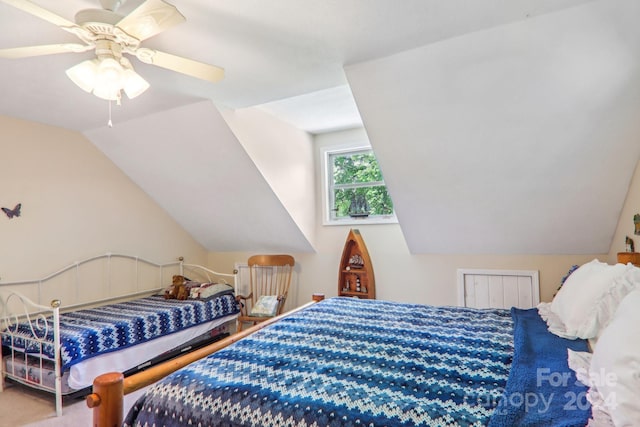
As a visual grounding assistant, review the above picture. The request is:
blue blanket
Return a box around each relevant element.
[126,297,514,427]
[2,292,239,369]
[488,308,591,427]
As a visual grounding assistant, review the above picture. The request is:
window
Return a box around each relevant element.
[324,147,396,225]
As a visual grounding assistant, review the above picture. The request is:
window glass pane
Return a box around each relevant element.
[332,152,383,185]
[333,186,394,219]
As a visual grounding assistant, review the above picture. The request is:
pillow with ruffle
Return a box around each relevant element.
[537,302,568,336]
[546,260,636,339]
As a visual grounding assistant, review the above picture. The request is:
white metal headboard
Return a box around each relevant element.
[0,253,237,314]
[0,253,182,312]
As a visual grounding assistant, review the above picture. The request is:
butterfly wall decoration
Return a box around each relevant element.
[2,203,21,219]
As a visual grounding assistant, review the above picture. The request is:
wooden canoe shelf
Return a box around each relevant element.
[338,229,375,299]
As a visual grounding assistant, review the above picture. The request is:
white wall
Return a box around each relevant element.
[0,115,207,284]
[208,128,606,307]
[220,106,317,249]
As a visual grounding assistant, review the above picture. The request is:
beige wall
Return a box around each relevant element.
[0,115,207,284]
[208,226,604,308]
[207,127,608,308]
[2,115,626,308]
[608,156,640,264]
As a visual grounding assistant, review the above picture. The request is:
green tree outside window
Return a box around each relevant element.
[329,150,394,220]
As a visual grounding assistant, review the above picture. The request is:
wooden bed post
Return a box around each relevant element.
[87,372,124,427]
[86,295,324,427]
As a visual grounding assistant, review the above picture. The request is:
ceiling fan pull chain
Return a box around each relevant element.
[108,100,113,128]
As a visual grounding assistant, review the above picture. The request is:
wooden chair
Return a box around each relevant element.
[235,254,295,332]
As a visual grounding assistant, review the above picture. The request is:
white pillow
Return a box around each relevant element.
[567,350,615,427]
[190,283,233,300]
[589,290,640,427]
[537,302,567,334]
[549,260,634,339]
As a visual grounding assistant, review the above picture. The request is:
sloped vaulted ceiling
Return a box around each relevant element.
[84,101,315,253]
[346,0,640,254]
[4,0,640,255]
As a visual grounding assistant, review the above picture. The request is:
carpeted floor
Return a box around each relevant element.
[0,381,147,427]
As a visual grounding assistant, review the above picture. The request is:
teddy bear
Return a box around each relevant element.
[163,275,189,300]
[175,283,189,300]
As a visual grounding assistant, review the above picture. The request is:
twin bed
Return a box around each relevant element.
[0,253,240,417]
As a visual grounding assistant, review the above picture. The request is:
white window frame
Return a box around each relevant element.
[321,145,397,226]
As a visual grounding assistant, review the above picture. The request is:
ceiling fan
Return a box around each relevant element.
[0,0,224,102]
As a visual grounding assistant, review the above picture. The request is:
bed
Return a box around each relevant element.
[94,259,640,427]
[116,297,586,426]
[0,253,240,417]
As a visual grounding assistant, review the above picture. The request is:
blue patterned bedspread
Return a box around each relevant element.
[489,308,591,427]
[125,297,514,427]
[2,292,239,369]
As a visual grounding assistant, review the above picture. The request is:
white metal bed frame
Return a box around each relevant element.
[0,253,237,417]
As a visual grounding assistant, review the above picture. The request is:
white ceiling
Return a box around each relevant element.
[0,0,595,132]
[347,0,640,253]
[3,0,640,255]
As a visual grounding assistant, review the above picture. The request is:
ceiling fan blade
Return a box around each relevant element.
[0,0,76,28]
[0,43,92,58]
[136,48,224,83]
[116,0,185,41]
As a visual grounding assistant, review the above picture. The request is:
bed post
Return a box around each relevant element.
[87,372,124,427]
[51,299,63,417]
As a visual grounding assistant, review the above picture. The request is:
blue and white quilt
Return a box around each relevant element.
[125,297,515,427]
[2,292,239,370]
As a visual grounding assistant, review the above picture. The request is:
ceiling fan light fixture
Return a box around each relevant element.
[122,67,149,99]
[66,55,149,101]
[96,57,124,91]
[92,82,121,101]
[6,0,224,105]
[66,59,99,93]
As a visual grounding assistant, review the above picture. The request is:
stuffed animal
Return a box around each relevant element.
[163,285,176,299]
[175,284,189,300]
[163,275,189,300]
